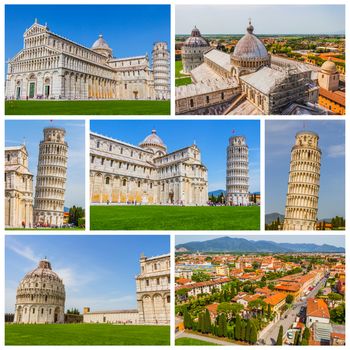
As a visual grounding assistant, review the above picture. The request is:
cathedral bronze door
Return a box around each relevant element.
[133,91,138,99]
[16,86,21,99]
[29,82,35,98]
[169,191,174,203]
[45,85,50,98]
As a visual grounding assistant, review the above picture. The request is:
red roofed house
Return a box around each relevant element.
[306,298,330,328]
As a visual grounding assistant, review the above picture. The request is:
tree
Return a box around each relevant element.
[245,319,251,343]
[240,321,246,341]
[68,206,85,226]
[204,309,211,333]
[235,314,241,340]
[276,325,283,345]
[330,303,345,324]
[183,308,193,330]
[249,322,258,344]
[302,327,310,345]
[286,294,294,304]
[192,271,211,282]
[294,330,301,345]
[217,302,243,319]
[267,303,272,319]
[217,313,228,337]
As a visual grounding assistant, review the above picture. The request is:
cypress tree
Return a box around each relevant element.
[241,321,246,341]
[276,325,283,345]
[217,314,223,337]
[222,313,228,337]
[245,319,251,343]
[235,314,241,340]
[250,322,258,344]
[183,308,191,329]
[204,309,211,334]
[267,303,271,319]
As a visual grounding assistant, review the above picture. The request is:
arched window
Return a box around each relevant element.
[7,154,10,162]
[105,177,110,185]
[123,179,127,186]
[190,99,194,107]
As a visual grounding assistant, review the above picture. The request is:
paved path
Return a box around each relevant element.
[176,331,236,345]
[258,277,327,345]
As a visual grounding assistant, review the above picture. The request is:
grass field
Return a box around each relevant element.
[90,205,260,230]
[176,337,218,346]
[175,60,192,87]
[5,100,170,115]
[5,323,170,345]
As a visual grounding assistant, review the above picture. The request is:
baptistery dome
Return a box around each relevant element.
[183,26,209,47]
[231,20,271,75]
[139,129,167,156]
[91,34,113,58]
[14,259,66,324]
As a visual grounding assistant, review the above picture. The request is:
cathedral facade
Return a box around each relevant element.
[6,20,170,101]
[5,145,34,228]
[176,21,323,115]
[90,130,208,206]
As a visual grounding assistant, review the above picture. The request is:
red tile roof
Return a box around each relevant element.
[307,298,330,319]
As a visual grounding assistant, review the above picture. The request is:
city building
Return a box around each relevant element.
[6,20,170,101]
[90,130,208,206]
[283,131,321,230]
[226,135,249,206]
[84,253,170,325]
[176,20,323,115]
[34,127,68,226]
[306,298,330,328]
[317,59,345,115]
[14,259,66,324]
[4,145,34,228]
[136,253,170,324]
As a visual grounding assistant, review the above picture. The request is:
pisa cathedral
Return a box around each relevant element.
[90,129,208,206]
[283,131,321,230]
[6,20,170,101]
[84,253,170,325]
[176,21,326,115]
[5,127,68,228]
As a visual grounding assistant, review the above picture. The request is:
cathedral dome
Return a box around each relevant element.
[321,59,337,74]
[139,129,167,156]
[91,34,112,58]
[183,26,209,47]
[14,259,66,324]
[232,21,269,60]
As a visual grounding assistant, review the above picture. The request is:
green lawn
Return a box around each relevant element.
[90,205,260,230]
[176,337,218,346]
[5,100,170,115]
[175,61,192,87]
[5,323,170,345]
[176,77,193,87]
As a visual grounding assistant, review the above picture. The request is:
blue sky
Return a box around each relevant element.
[5,235,169,313]
[265,120,345,219]
[175,235,345,247]
[5,5,170,62]
[5,120,85,208]
[90,120,260,193]
[176,5,345,35]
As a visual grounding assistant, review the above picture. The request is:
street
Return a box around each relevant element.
[258,277,327,345]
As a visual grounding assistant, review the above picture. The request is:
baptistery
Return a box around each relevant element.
[14,259,65,324]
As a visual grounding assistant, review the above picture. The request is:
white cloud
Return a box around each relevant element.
[327,144,345,158]
[6,238,39,263]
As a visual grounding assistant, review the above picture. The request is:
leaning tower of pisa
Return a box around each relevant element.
[152,42,170,100]
[226,136,249,206]
[283,131,321,230]
[34,127,68,227]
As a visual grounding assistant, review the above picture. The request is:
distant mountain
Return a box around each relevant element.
[265,213,284,225]
[175,236,344,253]
[209,189,226,197]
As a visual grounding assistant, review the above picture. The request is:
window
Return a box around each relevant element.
[49,309,52,315]
[120,148,123,154]
[150,183,153,189]
[45,296,48,302]
[157,278,160,285]
[41,308,44,314]
[125,84,127,89]
[123,179,127,186]
[96,141,100,148]
[32,308,35,314]
[167,296,170,303]
[105,177,110,185]
[221,92,224,100]
[101,158,105,165]
[190,99,194,107]
[91,156,95,164]
[110,160,113,167]
[146,279,149,286]
[138,181,141,188]
[206,96,210,104]
[109,144,112,151]
[7,154,10,162]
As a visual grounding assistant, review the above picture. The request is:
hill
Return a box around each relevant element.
[175,236,344,253]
